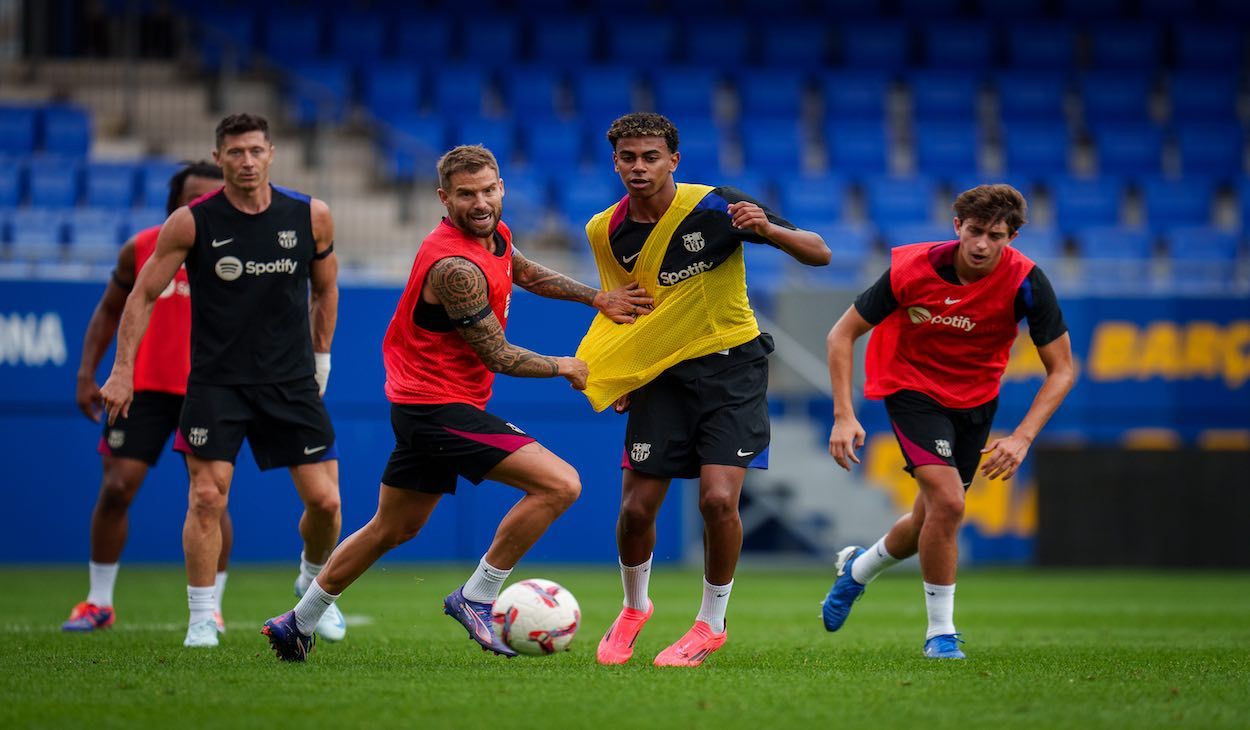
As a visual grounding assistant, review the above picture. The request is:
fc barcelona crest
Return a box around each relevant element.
[682,231,705,252]
[934,439,952,458]
[277,230,297,249]
[631,442,651,462]
[188,427,209,447]
[107,429,125,449]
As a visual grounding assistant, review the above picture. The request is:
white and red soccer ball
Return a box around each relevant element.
[491,578,581,656]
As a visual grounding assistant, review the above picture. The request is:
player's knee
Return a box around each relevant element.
[928,492,965,525]
[619,495,657,528]
[304,490,341,517]
[546,469,581,511]
[99,474,139,510]
[698,491,739,524]
[187,483,226,517]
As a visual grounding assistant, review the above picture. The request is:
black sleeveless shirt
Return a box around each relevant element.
[184,184,316,385]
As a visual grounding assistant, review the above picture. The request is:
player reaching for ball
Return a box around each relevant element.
[820,184,1075,659]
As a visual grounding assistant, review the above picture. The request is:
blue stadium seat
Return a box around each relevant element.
[669,116,724,181]
[605,17,674,64]
[497,169,551,234]
[0,106,37,155]
[815,0,886,15]
[682,20,749,68]
[431,65,491,120]
[1173,24,1245,70]
[27,160,80,207]
[41,106,91,157]
[825,120,890,176]
[125,207,167,237]
[914,121,981,178]
[532,16,595,64]
[1057,0,1125,19]
[898,0,961,17]
[521,118,586,171]
[1176,122,1245,180]
[138,161,182,210]
[881,222,955,248]
[1050,176,1124,231]
[1089,24,1160,70]
[947,173,1037,200]
[1090,122,1163,177]
[195,9,255,70]
[864,175,938,226]
[453,118,516,165]
[1071,225,1154,258]
[777,175,848,230]
[362,65,422,120]
[329,12,385,62]
[573,67,638,131]
[380,115,446,180]
[1163,225,1240,260]
[910,70,981,122]
[808,222,875,286]
[1079,72,1153,126]
[0,160,22,206]
[921,23,994,69]
[66,208,126,250]
[980,0,1047,20]
[995,71,1067,124]
[474,17,521,60]
[1002,122,1071,180]
[83,162,136,209]
[839,23,910,70]
[761,22,831,67]
[822,71,890,123]
[717,172,775,208]
[262,10,323,61]
[8,209,65,261]
[502,66,562,120]
[1140,176,1215,228]
[738,70,806,120]
[394,16,451,62]
[741,119,808,176]
[739,0,809,14]
[1006,24,1077,68]
[555,171,620,228]
[286,61,350,126]
[1014,227,1065,260]
[1169,71,1239,124]
[652,68,720,120]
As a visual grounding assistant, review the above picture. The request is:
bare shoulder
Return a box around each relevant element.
[310,197,334,248]
[156,207,196,251]
[426,256,487,310]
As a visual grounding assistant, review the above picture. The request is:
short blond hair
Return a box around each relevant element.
[436,145,500,191]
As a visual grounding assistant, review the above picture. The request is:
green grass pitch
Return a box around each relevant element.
[1,566,1247,729]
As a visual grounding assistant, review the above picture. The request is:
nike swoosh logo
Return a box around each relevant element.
[926,591,936,596]
[945,297,961,305]
[715,592,728,598]
[736,449,755,457]
[622,251,641,264]
[303,445,327,455]
[211,238,233,248]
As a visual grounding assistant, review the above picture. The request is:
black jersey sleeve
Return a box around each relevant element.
[1014,265,1068,346]
[713,186,796,248]
[853,268,899,325]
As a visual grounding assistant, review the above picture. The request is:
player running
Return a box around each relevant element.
[65,162,229,633]
[100,113,346,648]
[578,113,830,667]
[261,144,652,662]
[821,184,1075,659]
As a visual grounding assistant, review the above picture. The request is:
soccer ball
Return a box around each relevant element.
[491,578,581,656]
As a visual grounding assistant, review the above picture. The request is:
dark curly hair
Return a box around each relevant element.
[166,160,222,214]
[606,112,679,153]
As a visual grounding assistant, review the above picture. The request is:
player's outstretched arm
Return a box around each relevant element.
[76,238,137,422]
[728,200,831,266]
[100,207,194,424]
[981,332,1076,480]
[429,257,588,390]
[827,305,875,471]
[309,198,338,395]
[510,249,653,324]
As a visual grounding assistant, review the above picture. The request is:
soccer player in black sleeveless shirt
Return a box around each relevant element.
[101,114,346,649]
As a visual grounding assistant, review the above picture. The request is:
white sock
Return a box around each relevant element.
[851,537,902,585]
[87,561,119,607]
[294,578,339,636]
[187,585,215,626]
[924,582,957,639]
[296,551,324,594]
[620,555,652,610]
[462,557,511,603]
[695,577,733,633]
[213,571,228,613]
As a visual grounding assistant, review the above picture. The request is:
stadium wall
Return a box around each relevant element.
[1,281,1247,565]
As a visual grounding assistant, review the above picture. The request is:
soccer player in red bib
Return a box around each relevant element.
[261,145,652,661]
[821,185,1075,659]
[64,162,228,633]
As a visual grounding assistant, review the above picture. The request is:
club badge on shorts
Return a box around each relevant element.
[631,442,651,462]
[188,427,209,447]
[935,439,952,458]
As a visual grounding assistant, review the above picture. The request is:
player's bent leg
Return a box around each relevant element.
[480,442,581,569]
[289,460,346,641]
[697,465,746,585]
[913,465,965,586]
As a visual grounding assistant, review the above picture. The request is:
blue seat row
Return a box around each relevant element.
[1,207,167,261]
[0,105,91,158]
[0,158,183,209]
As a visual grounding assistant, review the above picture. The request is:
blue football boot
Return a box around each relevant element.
[923,633,966,659]
[821,545,866,632]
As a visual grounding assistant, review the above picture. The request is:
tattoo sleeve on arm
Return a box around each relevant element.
[511,250,597,305]
[429,257,560,378]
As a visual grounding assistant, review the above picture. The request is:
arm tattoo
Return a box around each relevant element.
[511,250,596,305]
[428,257,560,378]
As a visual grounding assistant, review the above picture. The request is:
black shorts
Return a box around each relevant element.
[884,389,998,488]
[623,354,770,479]
[98,390,183,466]
[382,402,537,495]
[175,376,337,470]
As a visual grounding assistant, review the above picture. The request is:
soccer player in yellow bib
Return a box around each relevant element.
[580,112,831,667]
